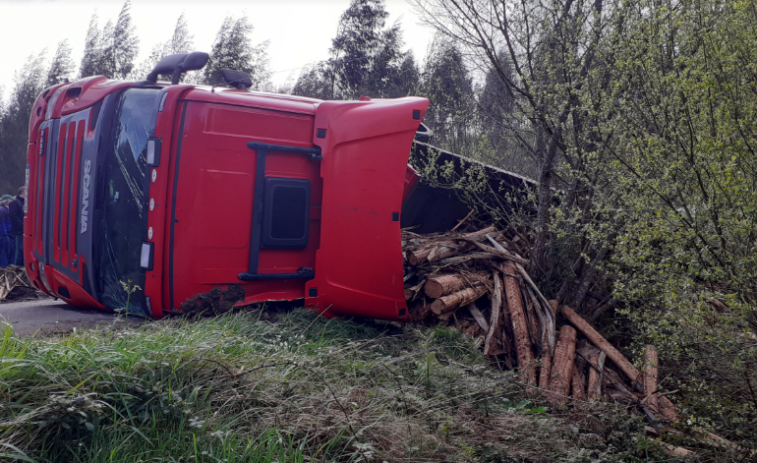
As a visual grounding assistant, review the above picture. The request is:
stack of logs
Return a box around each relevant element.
[402,226,678,423]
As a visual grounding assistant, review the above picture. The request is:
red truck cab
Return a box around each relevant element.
[23,53,429,320]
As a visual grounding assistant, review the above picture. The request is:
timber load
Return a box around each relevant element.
[402,225,680,424]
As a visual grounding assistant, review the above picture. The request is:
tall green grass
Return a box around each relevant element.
[0,308,664,462]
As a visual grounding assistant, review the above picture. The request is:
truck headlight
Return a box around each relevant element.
[140,242,154,270]
[38,265,53,294]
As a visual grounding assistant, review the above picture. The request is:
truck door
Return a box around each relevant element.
[167,100,321,310]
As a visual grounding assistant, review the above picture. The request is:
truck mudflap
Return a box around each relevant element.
[305,98,429,321]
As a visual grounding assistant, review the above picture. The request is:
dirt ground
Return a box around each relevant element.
[0,299,143,336]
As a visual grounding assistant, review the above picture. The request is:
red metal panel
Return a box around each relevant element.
[182,88,318,117]
[305,97,429,321]
[169,100,319,310]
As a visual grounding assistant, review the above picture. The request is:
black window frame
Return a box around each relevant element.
[261,177,311,249]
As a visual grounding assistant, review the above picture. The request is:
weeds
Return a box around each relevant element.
[0,308,671,462]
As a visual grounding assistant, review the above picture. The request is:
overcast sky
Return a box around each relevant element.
[0,0,436,102]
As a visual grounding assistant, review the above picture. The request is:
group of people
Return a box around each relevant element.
[0,187,25,268]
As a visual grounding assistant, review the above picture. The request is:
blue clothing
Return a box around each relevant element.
[13,235,23,266]
[0,206,9,237]
[0,236,9,268]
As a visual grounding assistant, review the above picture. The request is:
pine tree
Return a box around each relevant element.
[80,13,102,78]
[292,63,336,99]
[131,13,195,81]
[0,52,47,193]
[204,15,270,90]
[419,34,476,151]
[47,40,75,86]
[293,0,418,100]
[101,1,139,79]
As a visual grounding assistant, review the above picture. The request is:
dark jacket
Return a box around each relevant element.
[0,206,9,236]
[9,196,24,236]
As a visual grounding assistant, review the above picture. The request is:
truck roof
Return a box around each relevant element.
[45,76,329,120]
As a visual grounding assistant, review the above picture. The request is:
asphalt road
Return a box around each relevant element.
[0,298,142,336]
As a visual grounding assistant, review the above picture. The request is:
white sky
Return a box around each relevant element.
[0,0,436,102]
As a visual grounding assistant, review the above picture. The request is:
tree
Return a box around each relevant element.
[0,52,47,193]
[131,13,195,82]
[292,63,336,99]
[330,0,417,98]
[101,1,139,79]
[204,15,270,90]
[80,13,102,78]
[293,0,418,100]
[419,35,476,152]
[47,40,75,86]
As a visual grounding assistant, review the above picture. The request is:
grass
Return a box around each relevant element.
[0,307,674,462]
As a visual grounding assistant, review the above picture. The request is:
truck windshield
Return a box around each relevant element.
[95,88,160,315]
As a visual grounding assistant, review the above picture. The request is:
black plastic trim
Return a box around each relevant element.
[241,141,321,281]
[169,102,188,310]
[238,267,314,281]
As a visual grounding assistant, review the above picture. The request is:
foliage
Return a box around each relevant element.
[419,34,477,153]
[293,0,419,100]
[46,40,75,87]
[413,0,757,446]
[0,52,47,194]
[0,311,665,462]
[130,13,196,82]
[203,14,271,90]
[79,2,139,79]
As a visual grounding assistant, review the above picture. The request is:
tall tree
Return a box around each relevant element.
[80,13,102,78]
[293,0,418,99]
[101,1,139,79]
[292,63,336,99]
[47,40,75,86]
[204,15,270,90]
[0,52,47,193]
[132,13,195,81]
[330,0,417,98]
[419,35,476,152]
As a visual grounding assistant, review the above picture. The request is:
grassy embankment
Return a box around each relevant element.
[0,307,681,462]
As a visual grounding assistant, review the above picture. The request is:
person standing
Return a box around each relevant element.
[9,187,25,266]
[0,196,11,268]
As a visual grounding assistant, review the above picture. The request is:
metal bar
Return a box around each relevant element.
[246,141,322,160]
[247,147,267,274]
[238,268,314,281]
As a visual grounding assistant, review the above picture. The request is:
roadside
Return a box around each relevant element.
[0,299,143,336]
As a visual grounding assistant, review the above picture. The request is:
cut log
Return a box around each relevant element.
[427,245,457,262]
[438,252,496,267]
[410,300,431,322]
[483,272,503,356]
[643,345,659,414]
[538,352,552,392]
[467,301,489,332]
[548,325,578,402]
[571,364,587,402]
[424,273,486,299]
[430,286,488,315]
[503,262,536,386]
[472,240,530,265]
[586,350,606,401]
[561,306,641,387]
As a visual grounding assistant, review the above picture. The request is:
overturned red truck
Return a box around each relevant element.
[23,52,530,320]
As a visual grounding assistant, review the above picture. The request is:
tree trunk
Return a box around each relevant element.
[503,262,536,386]
[484,272,503,356]
[548,325,578,402]
[643,345,659,414]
